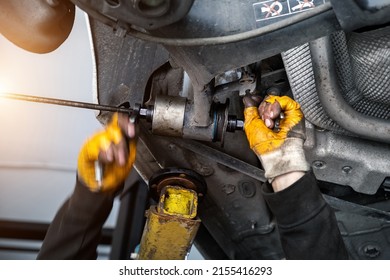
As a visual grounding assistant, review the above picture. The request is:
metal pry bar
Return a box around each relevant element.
[0,92,134,114]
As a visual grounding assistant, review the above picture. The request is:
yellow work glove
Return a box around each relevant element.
[244,95,310,182]
[77,113,136,192]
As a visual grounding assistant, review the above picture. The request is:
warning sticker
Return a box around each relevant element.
[253,0,326,22]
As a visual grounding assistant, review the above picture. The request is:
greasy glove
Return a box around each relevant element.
[244,95,310,182]
[77,113,136,192]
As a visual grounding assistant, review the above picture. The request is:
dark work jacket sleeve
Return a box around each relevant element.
[37,177,116,260]
[262,172,349,260]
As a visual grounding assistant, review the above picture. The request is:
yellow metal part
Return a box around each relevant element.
[159,185,198,219]
[138,185,201,260]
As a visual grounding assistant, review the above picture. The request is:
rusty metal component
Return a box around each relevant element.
[0,92,243,142]
[149,86,243,141]
[151,95,186,137]
[238,69,256,96]
[227,115,244,132]
[158,186,198,219]
[137,168,206,260]
[148,167,207,202]
[213,100,229,144]
[138,204,201,260]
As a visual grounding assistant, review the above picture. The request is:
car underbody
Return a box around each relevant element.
[74,0,390,259]
[2,0,389,259]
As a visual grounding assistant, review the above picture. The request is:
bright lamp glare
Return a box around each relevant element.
[0,79,12,97]
[0,82,11,105]
[0,79,8,93]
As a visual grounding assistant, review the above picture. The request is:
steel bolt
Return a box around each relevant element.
[168,143,176,150]
[363,244,381,258]
[342,166,353,174]
[251,220,257,229]
[312,160,326,169]
[222,184,236,195]
[195,165,214,177]
[238,181,256,198]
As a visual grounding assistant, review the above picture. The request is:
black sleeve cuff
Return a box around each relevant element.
[73,176,118,212]
[261,172,327,227]
[37,177,118,259]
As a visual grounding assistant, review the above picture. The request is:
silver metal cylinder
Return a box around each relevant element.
[152,95,186,137]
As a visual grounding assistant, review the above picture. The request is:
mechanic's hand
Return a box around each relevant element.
[77,113,137,192]
[243,95,310,184]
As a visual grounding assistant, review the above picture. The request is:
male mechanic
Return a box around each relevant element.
[37,95,348,260]
[0,0,347,260]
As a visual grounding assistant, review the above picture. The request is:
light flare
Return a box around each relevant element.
[0,79,11,98]
[0,80,17,108]
[0,84,6,105]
